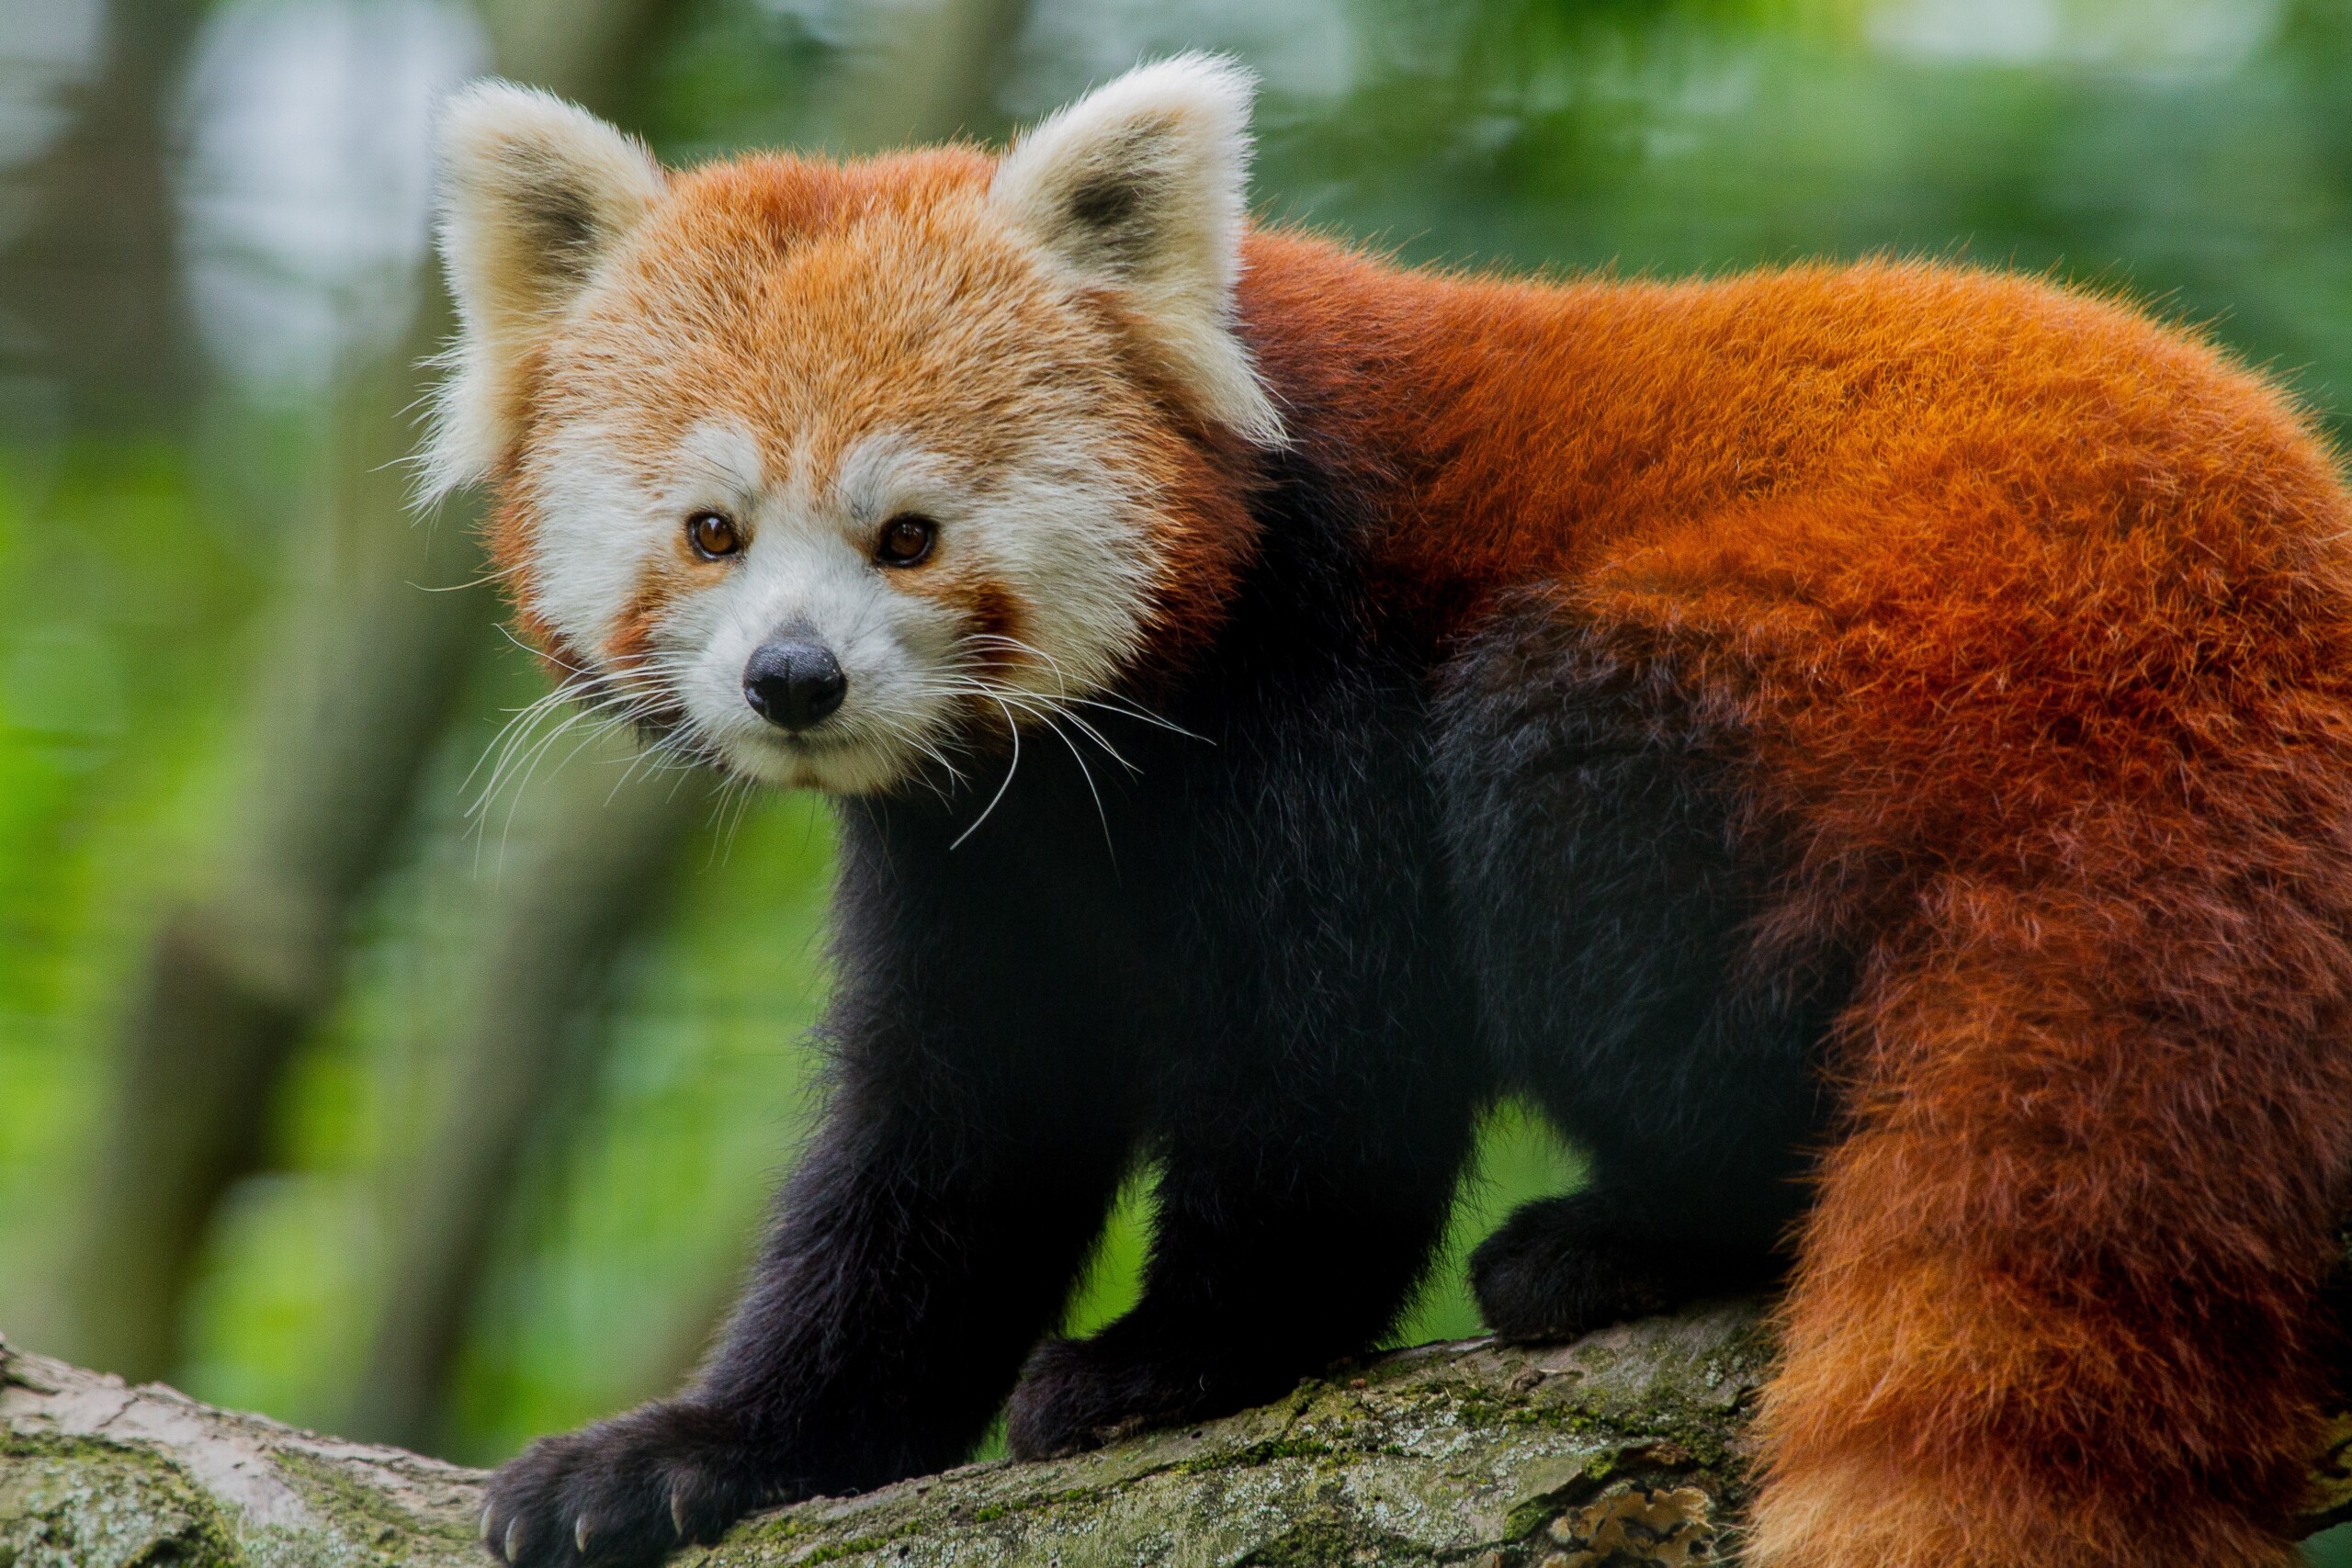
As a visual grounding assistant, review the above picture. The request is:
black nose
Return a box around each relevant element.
[743,637,847,730]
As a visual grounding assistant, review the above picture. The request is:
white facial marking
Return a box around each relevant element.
[526,418,670,660]
[668,418,766,513]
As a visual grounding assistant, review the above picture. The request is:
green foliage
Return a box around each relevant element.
[0,442,266,1349]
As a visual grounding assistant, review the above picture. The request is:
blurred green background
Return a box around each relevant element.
[4,0,2352,1557]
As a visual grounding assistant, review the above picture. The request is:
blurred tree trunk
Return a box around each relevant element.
[347,0,1040,1454]
[0,0,206,436]
[346,731,712,1449]
[61,310,492,1382]
[60,0,699,1386]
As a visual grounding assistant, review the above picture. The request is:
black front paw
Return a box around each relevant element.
[480,1399,765,1568]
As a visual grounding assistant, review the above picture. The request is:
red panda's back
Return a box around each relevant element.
[1239,239,2352,649]
[1248,240,2352,880]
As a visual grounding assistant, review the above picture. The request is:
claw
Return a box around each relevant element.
[671,1487,690,1540]
[576,1516,593,1555]
[505,1517,526,1563]
[480,1503,494,1546]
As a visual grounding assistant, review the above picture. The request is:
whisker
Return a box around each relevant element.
[1028,705,1117,861]
[867,711,967,799]
[465,686,578,796]
[411,558,530,593]
[480,705,595,871]
[705,773,758,867]
[956,633,1207,745]
[949,697,1023,852]
[722,772,765,857]
[471,695,588,819]
[934,675,1141,778]
[1065,693,1211,744]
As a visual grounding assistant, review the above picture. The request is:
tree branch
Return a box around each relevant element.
[9,1305,2349,1566]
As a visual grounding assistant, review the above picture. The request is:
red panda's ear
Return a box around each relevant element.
[421,80,666,501]
[991,55,1285,447]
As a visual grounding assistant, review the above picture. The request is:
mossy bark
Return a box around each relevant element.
[6,1309,2348,1567]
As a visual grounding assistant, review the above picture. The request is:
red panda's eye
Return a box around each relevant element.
[876,513,936,567]
[687,511,742,559]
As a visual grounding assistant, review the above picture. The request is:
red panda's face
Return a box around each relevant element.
[496,164,1193,794]
[425,61,1279,794]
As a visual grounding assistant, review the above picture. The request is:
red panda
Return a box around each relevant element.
[428,56,2352,1568]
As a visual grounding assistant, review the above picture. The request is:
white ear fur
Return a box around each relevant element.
[990,55,1283,446]
[421,80,666,500]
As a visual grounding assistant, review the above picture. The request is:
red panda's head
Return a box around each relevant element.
[424,59,1281,794]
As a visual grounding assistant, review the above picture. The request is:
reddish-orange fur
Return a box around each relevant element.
[1235,236,2352,1567]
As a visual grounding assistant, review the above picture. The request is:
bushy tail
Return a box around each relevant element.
[1753,873,2352,1568]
